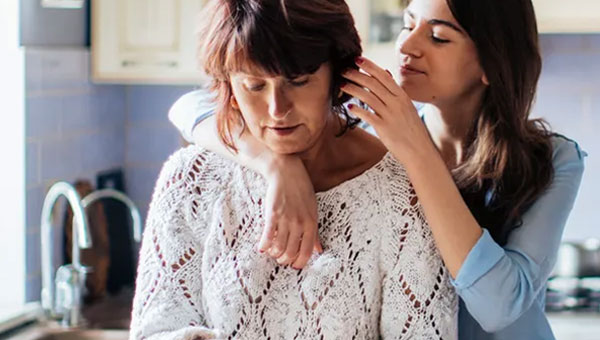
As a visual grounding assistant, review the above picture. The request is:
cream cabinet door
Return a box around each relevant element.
[533,0,600,33]
[92,0,204,84]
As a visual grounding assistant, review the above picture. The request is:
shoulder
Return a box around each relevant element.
[152,145,236,202]
[550,134,586,174]
[376,153,414,198]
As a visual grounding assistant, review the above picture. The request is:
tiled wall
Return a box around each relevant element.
[534,35,600,242]
[24,48,126,301]
[124,85,194,222]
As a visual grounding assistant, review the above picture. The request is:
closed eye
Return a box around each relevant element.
[431,35,450,44]
[246,83,265,92]
[289,78,309,87]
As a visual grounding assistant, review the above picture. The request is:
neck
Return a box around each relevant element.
[294,115,344,184]
[422,89,485,168]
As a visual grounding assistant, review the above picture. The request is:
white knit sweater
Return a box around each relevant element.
[130,146,458,340]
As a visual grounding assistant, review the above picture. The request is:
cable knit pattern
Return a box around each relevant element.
[130,146,458,340]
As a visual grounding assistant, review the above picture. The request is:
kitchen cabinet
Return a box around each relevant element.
[533,0,600,33]
[91,0,204,84]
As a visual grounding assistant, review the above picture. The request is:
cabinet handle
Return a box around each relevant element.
[121,60,179,68]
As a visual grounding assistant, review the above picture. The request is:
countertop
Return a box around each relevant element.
[547,311,600,339]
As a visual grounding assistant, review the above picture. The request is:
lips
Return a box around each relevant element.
[399,64,426,76]
[268,125,299,136]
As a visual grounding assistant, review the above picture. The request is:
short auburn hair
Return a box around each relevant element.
[196,0,362,150]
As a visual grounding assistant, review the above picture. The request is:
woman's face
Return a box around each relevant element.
[229,63,333,155]
[395,0,487,104]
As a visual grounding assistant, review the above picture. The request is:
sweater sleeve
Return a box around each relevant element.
[129,149,224,340]
[451,136,586,332]
[379,164,458,339]
[168,88,217,143]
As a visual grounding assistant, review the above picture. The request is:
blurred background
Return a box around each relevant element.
[0,0,599,339]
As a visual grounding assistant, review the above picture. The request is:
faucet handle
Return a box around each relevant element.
[55,265,77,315]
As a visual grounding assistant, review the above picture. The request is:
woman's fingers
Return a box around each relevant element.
[341,82,387,117]
[355,56,403,97]
[291,227,317,269]
[259,156,322,267]
[342,69,394,104]
[258,209,277,252]
[277,227,302,266]
[270,222,288,258]
[346,103,380,127]
[313,234,323,254]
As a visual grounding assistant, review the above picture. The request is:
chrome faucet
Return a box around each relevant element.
[81,188,143,243]
[41,181,92,328]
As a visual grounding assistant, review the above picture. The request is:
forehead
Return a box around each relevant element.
[231,62,330,80]
[406,0,457,24]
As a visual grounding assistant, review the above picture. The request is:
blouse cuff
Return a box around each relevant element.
[451,228,504,290]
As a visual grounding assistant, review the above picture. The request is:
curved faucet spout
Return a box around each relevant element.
[81,188,143,243]
[40,181,92,316]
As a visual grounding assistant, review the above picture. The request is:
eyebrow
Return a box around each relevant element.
[405,10,465,35]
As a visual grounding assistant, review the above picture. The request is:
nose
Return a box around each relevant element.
[397,28,423,59]
[268,87,292,119]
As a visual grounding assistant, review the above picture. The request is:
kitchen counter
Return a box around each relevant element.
[547,311,600,339]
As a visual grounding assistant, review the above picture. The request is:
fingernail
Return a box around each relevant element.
[386,69,393,77]
[347,104,354,109]
[355,56,364,65]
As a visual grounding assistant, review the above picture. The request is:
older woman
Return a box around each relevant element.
[129,0,457,339]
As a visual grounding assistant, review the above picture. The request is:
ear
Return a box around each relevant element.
[230,94,240,111]
[482,73,489,86]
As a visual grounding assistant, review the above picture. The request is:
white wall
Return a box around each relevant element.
[0,0,26,307]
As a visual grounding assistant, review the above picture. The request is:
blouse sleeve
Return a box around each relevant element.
[380,172,458,339]
[168,88,217,143]
[129,150,223,340]
[451,136,586,332]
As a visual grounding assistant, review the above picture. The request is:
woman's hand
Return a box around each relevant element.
[191,118,323,268]
[260,156,323,269]
[340,57,435,165]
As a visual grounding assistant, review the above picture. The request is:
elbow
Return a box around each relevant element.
[471,297,530,333]
[463,267,540,332]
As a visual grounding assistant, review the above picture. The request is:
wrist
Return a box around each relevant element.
[396,139,442,174]
[261,153,301,179]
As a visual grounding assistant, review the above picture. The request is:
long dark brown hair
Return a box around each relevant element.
[196,0,362,151]
[445,0,554,245]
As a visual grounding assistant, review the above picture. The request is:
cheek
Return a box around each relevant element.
[230,90,266,132]
[432,51,482,90]
[297,91,330,125]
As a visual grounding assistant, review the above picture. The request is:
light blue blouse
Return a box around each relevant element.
[455,135,586,340]
[168,90,587,340]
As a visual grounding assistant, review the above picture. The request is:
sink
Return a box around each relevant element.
[1,290,133,340]
[4,325,128,340]
[29,329,129,340]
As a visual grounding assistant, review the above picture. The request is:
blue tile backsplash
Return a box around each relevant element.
[23,34,600,302]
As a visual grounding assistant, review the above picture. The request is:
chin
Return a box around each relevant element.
[399,82,434,103]
[266,142,308,155]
